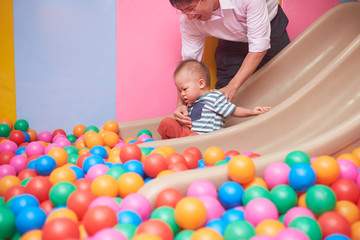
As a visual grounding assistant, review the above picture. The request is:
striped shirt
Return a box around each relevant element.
[188,91,236,134]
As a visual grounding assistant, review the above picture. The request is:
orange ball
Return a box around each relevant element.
[73,124,86,138]
[159,145,176,156]
[84,134,104,148]
[157,170,174,177]
[351,221,360,240]
[174,197,207,230]
[337,153,360,167]
[26,129,37,142]
[117,172,144,197]
[228,155,256,184]
[352,147,360,163]
[103,131,120,148]
[0,118,13,130]
[47,148,68,167]
[151,148,170,158]
[103,120,119,133]
[107,154,122,164]
[132,233,161,240]
[312,156,340,185]
[78,148,90,155]
[335,200,360,224]
[298,193,307,208]
[243,177,269,190]
[255,219,285,237]
[0,175,20,196]
[189,227,223,240]
[49,167,76,185]
[75,139,86,150]
[203,146,225,166]
[91,175,118,197]
[20,229,42,240]
[47,208,79,223]
[135,219,173,240]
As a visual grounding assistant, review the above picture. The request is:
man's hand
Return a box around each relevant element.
[218,83,238,102]
[174,105,192,129]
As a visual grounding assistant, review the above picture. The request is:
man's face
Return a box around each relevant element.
[177,0,214,21]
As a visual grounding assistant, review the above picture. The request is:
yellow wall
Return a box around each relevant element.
[0,0,16,122]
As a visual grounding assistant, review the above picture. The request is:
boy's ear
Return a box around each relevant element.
[198,78,206,88]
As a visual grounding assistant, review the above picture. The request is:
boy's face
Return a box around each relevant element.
[174,70,205,105]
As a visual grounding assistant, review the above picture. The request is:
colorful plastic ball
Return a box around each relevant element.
[0,140,18,153]
[324,234,351,240]
[221,208,245,226]
[106,166,126,180]
[150,206,180,234]
[155,187,184,208]
[255,219,285,238]
[103,131,120,148]
[15,146,26,155]
[124,160,145,177]
[143,153,167,178]
[46,208,78,223]
[15,206,46,234]
[264,161,291,188]
[305,185,337,216]
[47,147,68,167]
[137,129,152,137]
[244,197,278,226]
[34,155,56,176]
[88,196,121,213]
[86,164,110,180]
[187,179,217,198]
[285,151,311,167]
[0,208,16,239]
[0,164,16,178]
[42,218,80,240]
[120,144,142,163]
[205,219,227,235]
[132,233,162,240]
[49,181,76,207]
[135,219,174,240]
[83,205,118,236]
[69,165,84,179]
[288,216,322,240]
[73,124,86,138]
[270,184,298,214]
[9,193,39,215]
[218,181,244,208]
[288,163,316,192]
[25,176,52,202]
[202,146,225,166]
[311,156,340,185]
[90,174,118,197]
[18,229,42,240]
[114,223,137,240]
[334,200,360,224]
[351,221,360,240]
[190,227,223,240]
[66,189,96,220]
[317,211,351,238]
[224,220,255,240]
[228,155,256,184]
[91,228,127,240]
[17,169,37,181]
[89,145,108,159]
[283,207,316,226]
[275,228,311,240]
[337,159,359,181]
[117,172,144,197]
[4,185,26,202]
[82,155,105,173]
[103,120,119,133]
[37,131,53,142]
[242,186,272,206]
[119,193,152,220]
[25,141,45,157]
[0,123,11,137]
[49,166,76,184]
[74,178,92,191]
[174,197,207,230]
[0,151,14,165]
[331,178,360,203]
[52,128,66,137]
[9,130,25,145]
[117,210,142,226]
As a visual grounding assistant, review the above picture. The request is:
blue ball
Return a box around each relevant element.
[26,160,36,170]
[82,155,105,173]
[218,181,244,209]
[15,206,46,234]
[9,194,39,215]
[324,234,351,240]
[34,155,56,175]
[117,210,142,226]
[124,160,145,178]
[22,131,30,142]
[89,145,108,159]
[197,159,206,168]
[206,218,227,235]
[288,163,316,192]
[221,208,245,226]
[15,146,26,155]
[69,166,84,179]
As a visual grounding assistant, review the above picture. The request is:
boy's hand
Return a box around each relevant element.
[253,106,271,115]
[174,105,192,129]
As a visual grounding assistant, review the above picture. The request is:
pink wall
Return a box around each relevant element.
[116,0,181,122]
[282,0,339,40]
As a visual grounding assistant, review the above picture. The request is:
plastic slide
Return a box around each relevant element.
[122,3,360,206]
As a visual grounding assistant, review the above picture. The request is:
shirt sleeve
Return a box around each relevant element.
[212,92,236,118]
[242,0,271,52]
[180,16,207,61]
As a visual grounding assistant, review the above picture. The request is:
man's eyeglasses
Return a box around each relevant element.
[176,0,202,15]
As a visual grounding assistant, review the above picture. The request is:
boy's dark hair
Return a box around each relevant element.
[174,59,211,86]
[169,0,194,8]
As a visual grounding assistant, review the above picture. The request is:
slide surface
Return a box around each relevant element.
[128,3,360,206]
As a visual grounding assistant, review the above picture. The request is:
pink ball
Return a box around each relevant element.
[275,228,310,240]
[86,164,110,180]
[283,207,315,227]
[37,131,53,143]
[337,159,359,181]
[54,138,71,148]
[44,143,62,154]
[25,141,45,157]
[244,198,278,226]
[310,157,317,164]
[0,164,17,178]
[89,196,121,212]
[251,235,273,240]
[114,141,125,148]
[198,195,225,223]
[52,134,67,142]
[241,151,253,156]
[0,140,18,154]
[91,228,127,240]
[137,134,152,142]
[119,193,151,220]
[187,179,217,198]
[264,162,290,189]
[9,155,27,173]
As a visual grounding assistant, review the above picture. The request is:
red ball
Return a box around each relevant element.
[317,211,351,238]
[74,178,92,191]
[9,130,25,145]
[168,162,189,172]
[25,176,53,202]
[0,152,15,165]
[225,150,241,159]
[136,219,173,240]
[120,144,142,163]
[331,178,360,203]
[183,147,202,160]
[165,153,187,167]
[4,185,26,202]
[40,199,55,215]
[155,187,184,208]
[52,128,66,137]
[17,169,38,180]
[76,152,92,168]
[42,218,80,240]
[82,206,118,236]
[143,153,167,178]
[67,189,97,220]
[182,152,199,169]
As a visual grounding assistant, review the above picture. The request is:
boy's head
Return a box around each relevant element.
[173,59,211,105]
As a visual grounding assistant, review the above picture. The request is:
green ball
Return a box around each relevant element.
[114,197,122,206]
[114,223,136,239]
[14,119,29,131]
[271,184,298,214]
[242,186,272,206]
[305,185,336,216]
[0,208,16,239]
[106,166,126,180]
[215,160,228,166]
[278,213,285,223]
[20,177,32,186]
[285,151,311,167]
[151,206,180,234]
[66,134,77,143]
[174,230,194,240]
[84,125,99,133]
[0,124,11,137]
[10,232,21,240]
[137,129,152,137]
[224,220,255,240]
[49,182,76,207]
[64,145,79,155]
[288,216,322,240]
[0,197,5,208]
[140,147,152,156]
[67,153,79,165]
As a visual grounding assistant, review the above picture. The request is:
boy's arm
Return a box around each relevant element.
[231,106,271,117]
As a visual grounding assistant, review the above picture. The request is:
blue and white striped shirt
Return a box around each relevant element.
[188,91,236,134]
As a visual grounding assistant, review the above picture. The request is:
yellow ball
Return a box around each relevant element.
[227,155,256,184]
